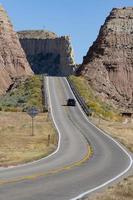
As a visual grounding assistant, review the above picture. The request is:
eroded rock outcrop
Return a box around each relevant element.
[78,7,133,112]
[0,6,33,95]
[18,30,75,75]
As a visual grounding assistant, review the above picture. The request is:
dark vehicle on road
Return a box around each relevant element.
[67,98,76,106]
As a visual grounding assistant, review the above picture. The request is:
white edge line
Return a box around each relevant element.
[1,76,133,199]
[0,76,61,171]
[64,77,133,200]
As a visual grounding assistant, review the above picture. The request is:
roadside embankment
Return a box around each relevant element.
[69,75,133,200]
[0,75,57,167]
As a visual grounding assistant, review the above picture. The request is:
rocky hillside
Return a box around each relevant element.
[18,30,75,75]
[78,7,133,112]
[0,6,33,95]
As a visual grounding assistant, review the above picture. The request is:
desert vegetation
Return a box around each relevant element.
[0,75,44,112]
[0,75,57,166]
[69,75,120,121]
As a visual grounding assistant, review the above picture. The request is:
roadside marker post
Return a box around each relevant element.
[47,134,50,146]
[27,107,39,136]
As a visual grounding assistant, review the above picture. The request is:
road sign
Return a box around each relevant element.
[27,107,39,118]
[27,107,39,136]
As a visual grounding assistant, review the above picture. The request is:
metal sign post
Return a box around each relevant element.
[27,107,39,136]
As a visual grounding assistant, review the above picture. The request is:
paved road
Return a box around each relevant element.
[0,76,132,200]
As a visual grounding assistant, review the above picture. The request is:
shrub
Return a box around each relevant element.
[0,75,44,113]
[69,75,120,121]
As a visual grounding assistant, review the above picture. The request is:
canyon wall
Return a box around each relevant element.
[18,30,75,76]
[0,6,33,95]
[78,7,133,112]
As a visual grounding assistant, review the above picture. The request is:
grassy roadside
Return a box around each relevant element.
[92,118,133,152]
[69,75,120,121]
[0,75,44,112]
[0,111,57,167]
[84,176,133,200]
[69,75,133,200]
[0,75,57,167]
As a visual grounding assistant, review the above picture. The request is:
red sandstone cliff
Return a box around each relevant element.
[0,6,33,95]
[78,7,133,112]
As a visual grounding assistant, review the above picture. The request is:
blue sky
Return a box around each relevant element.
[0,0,132,63]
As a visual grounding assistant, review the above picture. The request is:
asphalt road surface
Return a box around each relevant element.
[0,76,132,200]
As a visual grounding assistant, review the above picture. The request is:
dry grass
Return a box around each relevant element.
[84,118,133,200]
[85,176,133,200]
[0,111,57,167]
[92,118,133,152]
[69,75,120,121]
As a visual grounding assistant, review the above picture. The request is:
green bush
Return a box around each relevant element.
[69,75,120,121]
[0,75,44,112]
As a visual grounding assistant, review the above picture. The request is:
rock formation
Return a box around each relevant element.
[0,6,33,95]
[18,30,75,75]
[78,7,133,112]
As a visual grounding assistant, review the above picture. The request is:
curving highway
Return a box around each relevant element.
[0,76,132,200]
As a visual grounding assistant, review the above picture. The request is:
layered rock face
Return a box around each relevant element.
[78,7,133,111]
[0,6,33,95]
[18,30,75,75]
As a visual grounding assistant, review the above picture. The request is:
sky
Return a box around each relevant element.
[0,0,132,63]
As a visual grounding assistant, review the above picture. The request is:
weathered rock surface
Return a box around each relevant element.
[78,7,133,112]
[18,30,57,39]
[0,6,33,95]
[18,30,75,75]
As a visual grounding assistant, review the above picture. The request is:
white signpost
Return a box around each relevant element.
[27,107,39,136]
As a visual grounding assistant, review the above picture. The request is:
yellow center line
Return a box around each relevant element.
[0,145,92,186]
[0,78,93,186]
